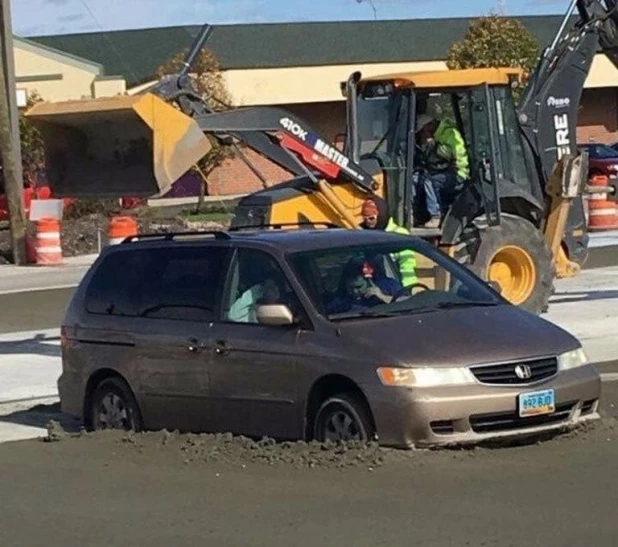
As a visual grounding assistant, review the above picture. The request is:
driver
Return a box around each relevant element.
[326,257,400,315]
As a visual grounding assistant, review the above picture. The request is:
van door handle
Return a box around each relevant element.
[214,340,228,356]
[187,338,202,353]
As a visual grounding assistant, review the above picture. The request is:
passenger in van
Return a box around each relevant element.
[413,114,469,229]
[228,276,283,323]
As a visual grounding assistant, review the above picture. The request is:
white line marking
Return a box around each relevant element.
[0,284,78,296]
[601,373,618,382]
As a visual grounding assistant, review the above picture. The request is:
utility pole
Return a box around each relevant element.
[0,0,27,265]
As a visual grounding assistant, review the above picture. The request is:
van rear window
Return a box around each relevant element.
[84,245,227,322]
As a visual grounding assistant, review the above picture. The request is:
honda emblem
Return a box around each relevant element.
[514,364,533,380]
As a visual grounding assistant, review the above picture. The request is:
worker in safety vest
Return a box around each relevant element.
[414,114,469,229]
[359,198,418,286]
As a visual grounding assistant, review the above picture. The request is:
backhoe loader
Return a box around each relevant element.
[25,0,618,314]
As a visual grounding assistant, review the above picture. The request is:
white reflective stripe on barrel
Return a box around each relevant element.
[36,246,63,254]
[36,232,61,240]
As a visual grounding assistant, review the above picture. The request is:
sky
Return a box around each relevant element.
[11,0,568,37]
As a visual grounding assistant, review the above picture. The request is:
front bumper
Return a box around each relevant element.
[369,364,602,449]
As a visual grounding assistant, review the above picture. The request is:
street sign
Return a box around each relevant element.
[16,88,26,108]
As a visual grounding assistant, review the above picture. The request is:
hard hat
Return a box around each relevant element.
[415,114,435,133]
[361,199,379,217]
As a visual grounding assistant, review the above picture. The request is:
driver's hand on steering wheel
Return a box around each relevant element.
[363,285,392,304]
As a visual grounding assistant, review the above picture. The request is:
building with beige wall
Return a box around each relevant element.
[12,15,618,197]
[13,37,126,105]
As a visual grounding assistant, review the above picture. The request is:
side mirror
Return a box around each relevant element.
[488,280,503,294]
[256,304,295,326]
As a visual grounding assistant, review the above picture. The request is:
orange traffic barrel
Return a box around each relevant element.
[35,217,63,265]
[587,175,618,231]
[108,215,138,245]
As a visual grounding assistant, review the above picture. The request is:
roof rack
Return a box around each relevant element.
[228,221,340,231]
[121,230,232,244]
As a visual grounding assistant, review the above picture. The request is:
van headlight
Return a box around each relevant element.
[377,366,476,387]
[557,347,588,370]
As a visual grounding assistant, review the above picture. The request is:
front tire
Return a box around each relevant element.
[313,393,375,443]
[89,377,143,432]
[455,213,554,314]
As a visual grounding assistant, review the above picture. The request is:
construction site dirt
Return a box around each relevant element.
[0,390,617,547]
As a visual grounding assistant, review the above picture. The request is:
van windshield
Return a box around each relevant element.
[287,241,503,321]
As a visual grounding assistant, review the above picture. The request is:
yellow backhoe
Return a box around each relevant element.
[25,1,618,314]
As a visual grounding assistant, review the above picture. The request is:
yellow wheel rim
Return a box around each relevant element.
[487,245,536,305]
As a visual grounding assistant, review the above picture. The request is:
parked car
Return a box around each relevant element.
[58,227,601,449]
[579,143,618,178]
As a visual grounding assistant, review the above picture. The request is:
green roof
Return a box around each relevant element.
[29,16,566,87]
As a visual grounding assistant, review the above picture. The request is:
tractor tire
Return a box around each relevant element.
[454,213,555,315]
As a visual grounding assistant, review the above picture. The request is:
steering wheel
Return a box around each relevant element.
[392,282,431,301]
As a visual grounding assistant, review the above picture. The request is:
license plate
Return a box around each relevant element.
[518,389,555,418]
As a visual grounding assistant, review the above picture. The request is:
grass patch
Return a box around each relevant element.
[184,212,231,223]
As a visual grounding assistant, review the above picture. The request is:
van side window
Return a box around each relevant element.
[85,246,227,322]
[85,249,153,317]
[222,249,299,324]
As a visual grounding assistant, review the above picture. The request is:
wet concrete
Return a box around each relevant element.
[584,245,618,270]
[0,287,74,334]
[0,382,616,547]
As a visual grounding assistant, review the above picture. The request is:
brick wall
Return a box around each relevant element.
[576,88,618,144]
[205,101,346,196]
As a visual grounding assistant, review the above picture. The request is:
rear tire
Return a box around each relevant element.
[454,213,554,315]
[313,393,375,443]
[89,377,143,432]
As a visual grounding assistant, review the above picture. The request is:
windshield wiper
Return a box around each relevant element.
[435,301,499,309]
[329,310,402,321]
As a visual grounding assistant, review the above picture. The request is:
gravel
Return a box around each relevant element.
[41,423,391,470]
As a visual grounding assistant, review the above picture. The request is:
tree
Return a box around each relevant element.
[156,48,235,212]
[19,91,46,186]
[0,91,46,191]
[447,13,540,99]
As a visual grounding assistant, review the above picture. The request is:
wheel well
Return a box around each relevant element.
[304,374,376,440]
[499,197,542,227]
[82,368,129,429]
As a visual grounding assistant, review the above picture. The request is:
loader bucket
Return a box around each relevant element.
[25,93,212,198]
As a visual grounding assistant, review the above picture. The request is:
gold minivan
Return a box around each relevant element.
[58,227,601,448]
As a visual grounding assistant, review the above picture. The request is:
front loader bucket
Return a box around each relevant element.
[25,93,212,198]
